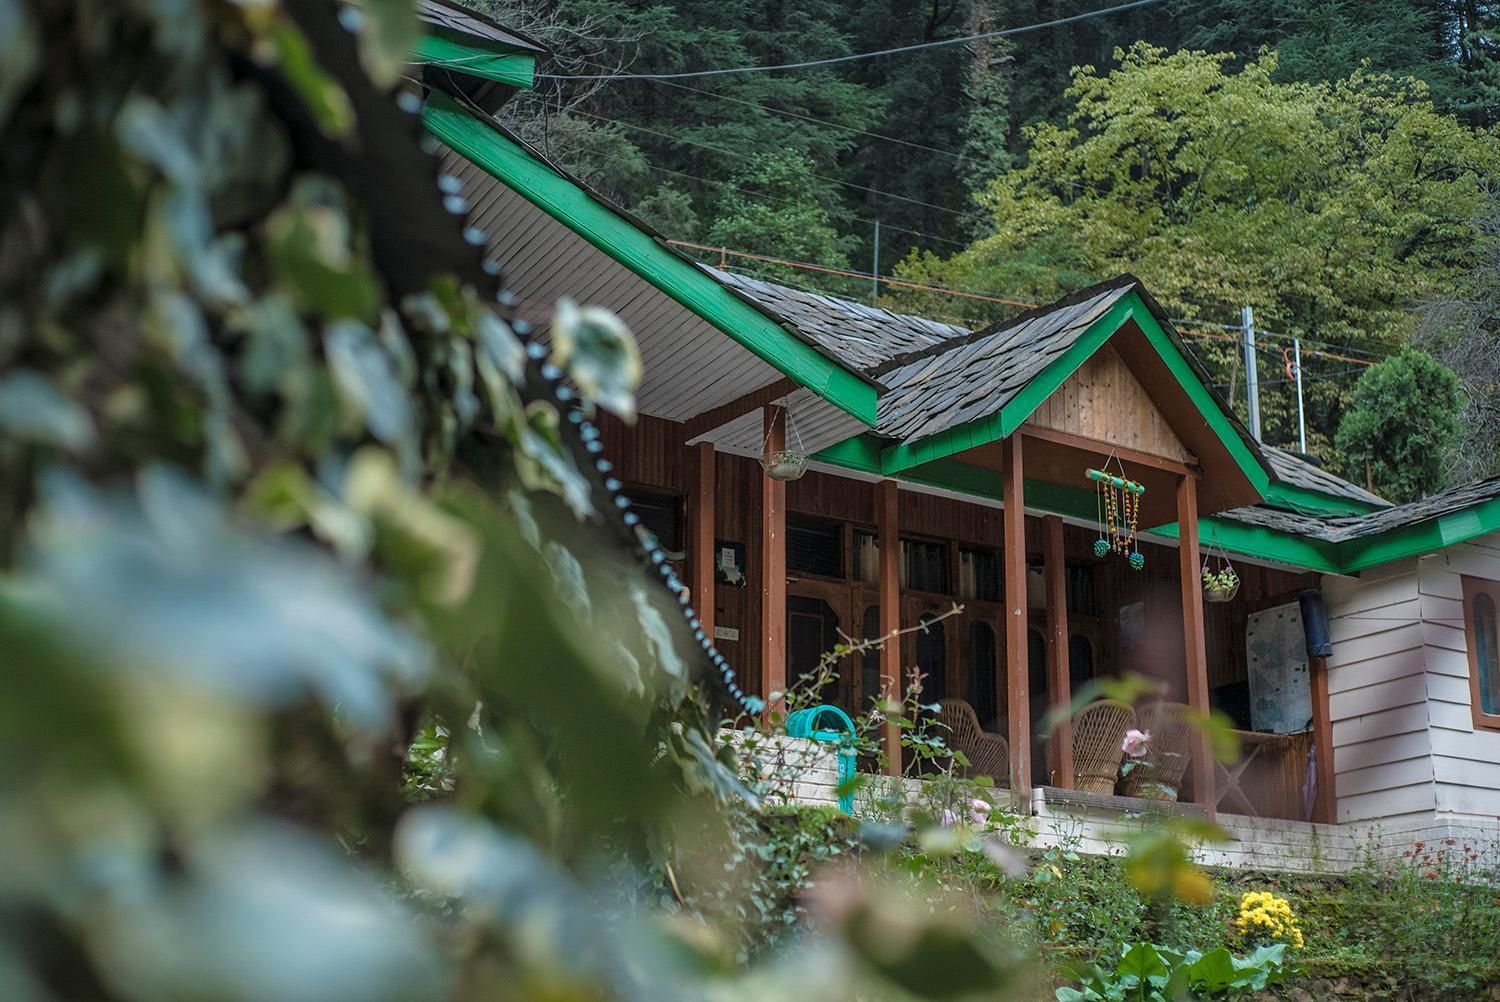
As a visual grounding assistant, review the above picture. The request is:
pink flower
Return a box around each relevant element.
[1122,728,1152,758]
[969,798,992,826]
[940,808,958,828]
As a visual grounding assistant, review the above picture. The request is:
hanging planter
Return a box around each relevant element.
[1202,551,1240,603]
[759,405,809,481]
[761,449,808,481]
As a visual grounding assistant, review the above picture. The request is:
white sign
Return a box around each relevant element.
[713,626,740,642]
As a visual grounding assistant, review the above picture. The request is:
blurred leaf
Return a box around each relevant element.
[324,321,419,474]
[354,0,420,88]
[266,20,354,137]
[551,299,642,420]
[0,370,95,450]
[266,178,380,322]
[19,467,430,733]
[1181,707,1242,764]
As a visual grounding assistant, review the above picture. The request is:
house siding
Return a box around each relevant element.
[1418,532,1500,820]
[1322,561,1437,823]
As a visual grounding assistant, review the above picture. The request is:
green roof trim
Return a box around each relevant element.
[1153,518,1342,574]
[1338,494,1500,573]
[414,33,537,89]
[421,95,879,425]
[879,292,1273,499]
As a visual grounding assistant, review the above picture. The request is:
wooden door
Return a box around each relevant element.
[786,594,842,708]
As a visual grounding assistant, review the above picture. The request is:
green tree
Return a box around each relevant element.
[1334,347,1463,501]
[705,151,854,284]
[890,46,1498,460]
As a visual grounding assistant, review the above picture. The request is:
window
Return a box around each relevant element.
[959,547,1000,602]
[861,606,883,709]
[787,514,843,578]
[902,538,949,594]
[627,489,682,555]
[854,530,879,583]
[1462,576,1500,729]
[1066,564,1097,616]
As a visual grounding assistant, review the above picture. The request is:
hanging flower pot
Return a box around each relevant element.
[759,405,809,481]
[1202,552,1240,603]
[761,449,808,481]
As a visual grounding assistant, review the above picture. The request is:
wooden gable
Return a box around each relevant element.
[1024,343,1193,464]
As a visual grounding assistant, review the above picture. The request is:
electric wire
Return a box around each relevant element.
[534,0,1168,80]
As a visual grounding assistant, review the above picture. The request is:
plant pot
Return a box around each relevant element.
[1203,580,1240,603]
[761,450,808,481]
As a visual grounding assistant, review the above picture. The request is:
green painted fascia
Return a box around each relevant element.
[422,96,878,424]
[812,434,883,474]
[879,293,1273,500]
[1339,495,1500,573]
[414,34,537,89]
[1154,518,1342,574]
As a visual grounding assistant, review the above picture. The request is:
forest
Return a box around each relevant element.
[487,0,1500,495]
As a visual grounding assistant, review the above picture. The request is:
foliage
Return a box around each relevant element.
[1233,891,1304,950]
[1333,345,1464,501]
[889,46,1498,461]
[704,151,855,279]
[1056,941,1291,1001]
[0,0,1042,998]
[1419,187,1500,483]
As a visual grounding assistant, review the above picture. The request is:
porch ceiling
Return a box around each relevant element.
[438,148,789,424]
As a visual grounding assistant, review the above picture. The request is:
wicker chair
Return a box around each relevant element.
[936,698,1010,788]
[1118,701,1195,801]
[1069,700,1137,795]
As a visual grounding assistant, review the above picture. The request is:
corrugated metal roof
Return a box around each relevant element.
[416,0,547,52]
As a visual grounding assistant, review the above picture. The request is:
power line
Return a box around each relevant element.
[536,0,1167,80]
[573,109,968,218]
[643,161,967,249]
[650,79,966,161]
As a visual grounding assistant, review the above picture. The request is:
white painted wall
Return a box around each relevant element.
[1322,559,1437,823]
[1321,531,1500,825]
[1417,533,1500,820]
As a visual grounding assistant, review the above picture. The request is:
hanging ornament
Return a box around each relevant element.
[1089,457,1145,569]
[759,404,808,481]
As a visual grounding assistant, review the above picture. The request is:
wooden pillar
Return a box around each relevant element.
[1002,435,1031,803]
[1176,474,1216,815]
[1044,514,1073,789]
[878,477,901,776]
[690,441,716,641]
[761,406,787,717]
[1309,654,1337,823]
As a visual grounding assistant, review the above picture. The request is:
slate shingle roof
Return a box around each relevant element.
[1261,446,1390,509]
[1220,476,1500,543]
[873,282,1133,442]
[706,268,969,371]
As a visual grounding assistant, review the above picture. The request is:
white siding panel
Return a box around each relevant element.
[1331,703,1430,746]
[1335,756,1434,797]
[1326,643,1425,694]
[1334,730,1431,772]
[1328,622,1424,670]
[1338,782,1436,823]
[1430,728,1500,764]
[1329,674,1429,720]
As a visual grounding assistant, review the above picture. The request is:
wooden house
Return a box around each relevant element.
[411,4,1500,839]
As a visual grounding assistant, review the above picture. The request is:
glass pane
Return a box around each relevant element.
[1477,593,1499,716]
[861,606,882,711]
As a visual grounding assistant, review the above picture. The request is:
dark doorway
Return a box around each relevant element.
[915,613,947,702]
[969,622,999,730]
[860,604,881,713]
[787,595,840,706]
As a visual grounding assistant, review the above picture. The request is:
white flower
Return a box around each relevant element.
[1122,728,1152,758]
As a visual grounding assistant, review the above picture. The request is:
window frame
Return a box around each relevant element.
[1461,574,1500,732]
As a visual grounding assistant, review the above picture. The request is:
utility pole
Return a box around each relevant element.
[1293,338,1307,454]
[870,219,881,305]
[1241,306,1261,440]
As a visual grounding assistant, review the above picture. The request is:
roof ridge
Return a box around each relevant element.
[866,273,1143,378]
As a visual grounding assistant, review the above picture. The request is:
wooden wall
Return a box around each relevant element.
[597,413,1313,731]
[1025,344,1192,463]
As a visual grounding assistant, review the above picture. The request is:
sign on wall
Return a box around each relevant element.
[1246,602,1313,734]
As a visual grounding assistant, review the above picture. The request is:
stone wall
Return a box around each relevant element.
[733,730,1500,875]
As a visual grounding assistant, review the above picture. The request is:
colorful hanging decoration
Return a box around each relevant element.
[1089,460,1145,570]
